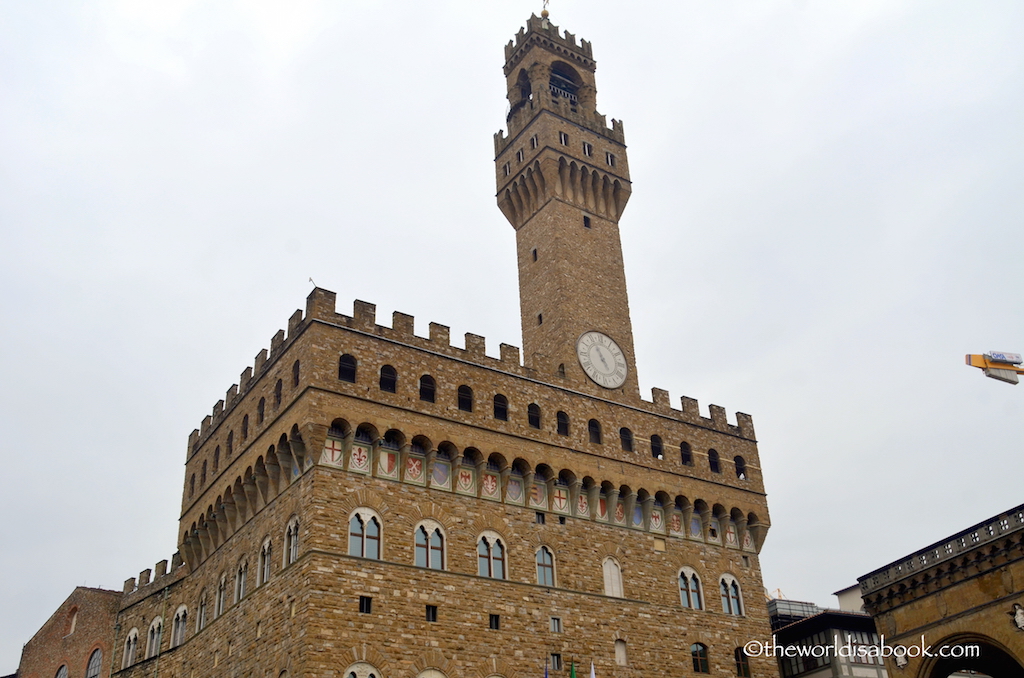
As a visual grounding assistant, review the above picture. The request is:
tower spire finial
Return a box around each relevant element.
[541,0,549,20]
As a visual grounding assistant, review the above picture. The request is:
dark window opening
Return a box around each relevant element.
[532,248,538,261]
[537,313,543,325]
[419,375,436,402]
[338,354,357,383]
[530,135,538,149]
[556,411,569,436]
[651,434,664,460]
[379,365,397,393]
[588,419,602,444]
[691,643,709,674]
[292,360,300,387]
[680,442,693,466]
[550,653,563,671]
[709,449,721,474]
[735,455,747,480]
[425,605,437,622]
[274,379,282,407]
[359,596,372,614]
[257,398,265,424]
[242,415,249,440]
[735,647,751,678]
[493,394,509,420]
[583,215,591,229]
[528,403,541,429]
[558,130,569,145]
[489,614,500,630]
[619,427,633,452]
[558,515,567,525]
[557,363,566,377]
[536,512,546,525]
[458,385,473,412]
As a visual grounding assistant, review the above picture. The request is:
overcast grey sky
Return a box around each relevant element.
[2,0,1023,669]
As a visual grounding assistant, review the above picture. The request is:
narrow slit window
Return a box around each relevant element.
[582,141,593,157]
[583,215,591,229]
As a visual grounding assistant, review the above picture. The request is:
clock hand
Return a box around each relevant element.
[597,349,610,370]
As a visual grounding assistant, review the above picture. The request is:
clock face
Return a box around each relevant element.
[576,331,628,388]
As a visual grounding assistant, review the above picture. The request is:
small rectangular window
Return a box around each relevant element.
[605,151,616,167]
[583,216,591,229]
[536,512,546,525]
[359,596,372,614]
[550,617,562,633]
[537,313,543,325]
[558,515,567,525]
[582,141,593,157]
[532,248,538,261]
[550,653,563,670]
[503,162,511,177]
[530,135,539,149]
[489,614,500,630]
[426,605,437,622]
[516,149,524,163]
[559,131,569,146]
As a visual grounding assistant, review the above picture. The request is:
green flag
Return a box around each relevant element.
[570,662,577,678]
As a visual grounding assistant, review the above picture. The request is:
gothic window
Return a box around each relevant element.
[226,430,234,457]
[200,461,206,486]
[477,535,506,579]
[708,449,721,473]
[735,647,752,677]
[381,430,401,450]
[274,378,283,407]
[257,397,265,424]
[651,434,663,460]
[285,518,300,565]
[536,546,555,586]
[235,560,248,603]
[619,428,633,452]
[419,375,436,402]
[503,162,511,177]
[85,649,102,678]
[720,576,743,615]
[259,539,272,585]
[213,446,220,473]
[615,639,628,666]
[122,628,139,669]
[556,411,570,436]
[215,574,227,616]
[680,441,692,465]
[349,512,381,560]
[558,130,569,145]
[516,148,524,162]
[242,414,249,440]
[146,617,162,659]
[170,605,188,647]
[602,557,623,597]
[458,385,473,412]
[605,151,616,167]
[691,643,709,674]
[588,419,602,444]
[679,568,703,609]
[189,474,195,498]
[379,365,397,392]
[338,354,357,383]
[197,592,207,631]
[292,359,300,387]
[55,667,67,678]
[528,403,541,429]
[582,141,593,157]
[415,524,445,570]
[735,455,747,480]
[493,394,508,420]
[531,134,539,149]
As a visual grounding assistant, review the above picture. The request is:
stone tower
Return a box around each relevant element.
[494,12,638,399]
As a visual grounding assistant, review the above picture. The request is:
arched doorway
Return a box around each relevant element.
[922,635,1024,678]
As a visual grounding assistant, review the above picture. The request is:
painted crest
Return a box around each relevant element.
[406,456,424,482]
[457,468,474,493]
[349,444,370,474]
[650,509,663,531]
[481,473,499,498]
[506,477,523,503]
[726,523,738,546]
[321,438,344,467]
[614,501,625,524]
[670,513,682,534]
[577,494,589,516]
[377,450,398,479]
[432,461,451,489]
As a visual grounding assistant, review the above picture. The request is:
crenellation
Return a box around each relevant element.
[226,383,238,406]
[287,308,303,337]
[499,343,521,367]
[213,399,224,419]
[651,387,671,410]
[353,299,377,331]
[305,286,337,321]
[680,396,700,421]
[270,329,285,356]
[429,322,450,347]
[154,559,167,578]
[736,412,755,439]
[709,404,728,430]
[240,366,253,388]
[138,569,151,587]
[201,415,212,436]
[122,577,136,594]
[392,311,415,337]
[464,332,485,358]
[188,429,199,451]
[254,348,268,374]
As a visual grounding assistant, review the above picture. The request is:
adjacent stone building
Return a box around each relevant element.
[20,13,774,678]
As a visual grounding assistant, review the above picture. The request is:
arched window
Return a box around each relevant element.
[493,394,508,420]
[615,639,628,666]
[556,411,569,436]
[85,649,102,678]
[274,378,283,407]
[292,359,300,387]
[651,434,663,460]
[146,617,163,659]
[549,62,580,101]
[339,354,357,383]
[285,518,300,566]
[226,430,234,457]
[197,592,207,632]
[415,524,445,569]
[188,474,195,498]
[200,460,207,486]
[477,535,506,579]
[213,446,220,473]
[235,560,248,603]
[122,628,139,669]
[458,385,473,412]
[619,428,633,452]
[379,365,397,393]
[257,397,265,424]
[242,414,249,440]
[215,574,227,616]
[708,449,721,474]
[536,546,555,586]
[528,403,541,429]
[735,647,751,677]
[680,441,692,466]
[259,539,272,585]
[419,375,436,402]
[588,419,602,444]
[170,605,188,647]
[679,568,703,609]
[734,455,747,480]
[720,576,743,615]
[691,643,709,674]
[55,666,67,678]
[349,512,381,560]
[67,607,78,634]
[602,557,623,597]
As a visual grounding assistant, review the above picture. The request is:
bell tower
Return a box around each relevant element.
[494,12,638,399]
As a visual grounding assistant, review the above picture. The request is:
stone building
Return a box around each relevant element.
[17,588,121,678]
[20,13,773,678]
[858,503,1024,677]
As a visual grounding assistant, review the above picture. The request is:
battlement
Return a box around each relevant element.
[504,14,594,68]
[187,287,756,454]
[121,552,184,597]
